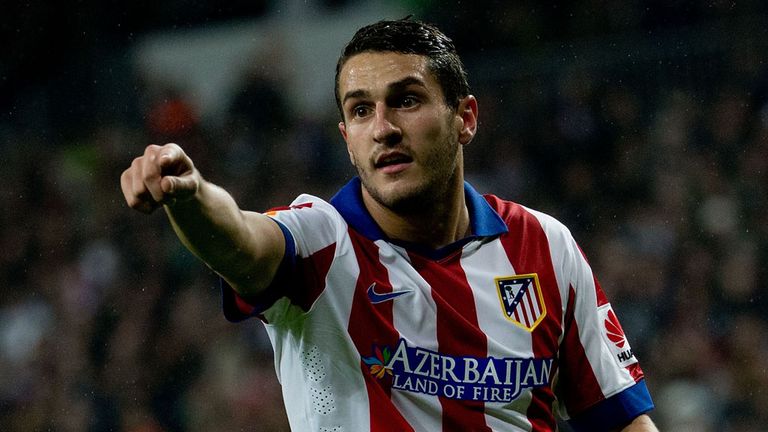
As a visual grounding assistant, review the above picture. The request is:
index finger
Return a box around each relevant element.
[121,163,160,214]
[140,145,167,203]
[157,143,189,176]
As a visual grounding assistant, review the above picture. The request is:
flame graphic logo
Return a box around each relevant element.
[604,309,626,349]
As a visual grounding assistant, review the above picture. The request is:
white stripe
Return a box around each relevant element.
[378,240,443,432]
[266,225,375,431]
[521,206,570,337]
[461,238,534,431]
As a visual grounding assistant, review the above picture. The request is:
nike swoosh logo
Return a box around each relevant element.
[367,283,413,304]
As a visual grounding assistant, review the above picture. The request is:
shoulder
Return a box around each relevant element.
[266,194,348,255]
[265,194,344,223]
[483,194,573,241]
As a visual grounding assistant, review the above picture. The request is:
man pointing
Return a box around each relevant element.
[122,18,657,431]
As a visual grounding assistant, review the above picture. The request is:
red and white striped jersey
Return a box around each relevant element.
[223,178,654,431]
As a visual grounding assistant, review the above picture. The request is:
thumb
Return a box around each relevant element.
[160,175,199,202]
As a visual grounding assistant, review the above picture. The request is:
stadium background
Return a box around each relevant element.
[2,1,767,430]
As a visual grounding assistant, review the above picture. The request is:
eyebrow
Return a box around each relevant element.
[342,76,428,106]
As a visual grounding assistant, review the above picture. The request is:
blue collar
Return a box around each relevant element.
[329,177,507,258]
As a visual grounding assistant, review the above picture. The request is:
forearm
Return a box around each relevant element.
[615,414,658,432]
[164,180,284,296]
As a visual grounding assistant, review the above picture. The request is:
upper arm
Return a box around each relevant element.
[555,231,654,429]
[614,414,658,432]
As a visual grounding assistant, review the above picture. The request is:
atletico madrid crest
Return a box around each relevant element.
[495,274,546,331]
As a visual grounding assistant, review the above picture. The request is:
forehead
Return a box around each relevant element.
[338,52,438,96]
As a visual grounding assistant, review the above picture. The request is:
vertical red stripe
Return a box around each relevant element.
[408,252,491,432]
[594,276,609,306]
[346,230,414,432]
[291,243,336,311]
[559,286,603,412]
[576,244,609,307]
[492,198,563,431]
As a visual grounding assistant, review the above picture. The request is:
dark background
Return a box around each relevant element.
[2,1,767,430]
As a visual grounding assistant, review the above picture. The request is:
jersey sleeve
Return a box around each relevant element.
[554,229,654,430]
[221,194,345,325]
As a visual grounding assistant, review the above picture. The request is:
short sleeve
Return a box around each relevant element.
[220,194,346,325]
[555,233,654,429]
[221,218,296,322]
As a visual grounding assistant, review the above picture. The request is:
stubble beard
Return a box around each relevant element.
[359,128,461,216]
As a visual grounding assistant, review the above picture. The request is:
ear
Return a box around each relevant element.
[455,95,478,146]
[338,121,356,166]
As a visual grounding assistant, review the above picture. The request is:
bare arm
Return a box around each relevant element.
[613,414,658,432]
[120,143,285,297]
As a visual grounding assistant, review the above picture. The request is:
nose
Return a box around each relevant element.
[372,104,402,146]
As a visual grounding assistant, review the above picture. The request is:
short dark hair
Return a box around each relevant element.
[335,18,470,120]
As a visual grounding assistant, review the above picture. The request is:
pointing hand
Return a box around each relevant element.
[120,143,201,214]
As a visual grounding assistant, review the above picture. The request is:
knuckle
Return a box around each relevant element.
[126,197,142,209]
[163,143,181,159]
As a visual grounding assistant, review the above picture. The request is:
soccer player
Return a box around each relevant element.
[121,18,658,431]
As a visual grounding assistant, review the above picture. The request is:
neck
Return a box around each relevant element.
[362,174,470,250]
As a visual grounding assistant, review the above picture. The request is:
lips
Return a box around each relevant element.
[374,151,413,169]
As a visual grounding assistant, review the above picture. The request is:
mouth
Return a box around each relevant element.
[374,152,414,174]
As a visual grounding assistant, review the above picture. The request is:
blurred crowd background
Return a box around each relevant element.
[2,1,768,431]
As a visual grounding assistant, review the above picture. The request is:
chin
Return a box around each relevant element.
[383,193,426,214]
[369,178,436,213]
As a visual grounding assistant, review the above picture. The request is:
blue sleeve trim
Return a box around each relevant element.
[221,218,296,322]
[568,379,655,432]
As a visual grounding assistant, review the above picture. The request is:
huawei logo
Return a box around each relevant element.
[604,309,626,349]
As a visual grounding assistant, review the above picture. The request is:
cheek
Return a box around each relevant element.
[407,115,442,143]
[419,116,455,152]
[346,141,368,170]
[342,126,361,166]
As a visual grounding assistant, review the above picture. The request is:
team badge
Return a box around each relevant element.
[495,274,546,331]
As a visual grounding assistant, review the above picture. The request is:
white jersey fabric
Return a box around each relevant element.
[222,178,654,431]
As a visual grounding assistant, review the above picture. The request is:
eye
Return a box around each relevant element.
[352,105,372,118]
[399,95,419,108]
